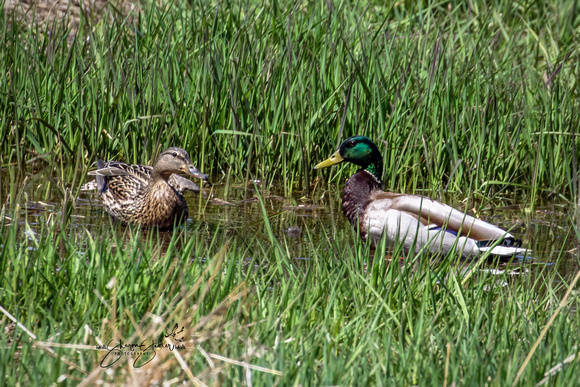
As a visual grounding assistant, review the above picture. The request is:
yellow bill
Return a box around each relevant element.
[314,150,343,169]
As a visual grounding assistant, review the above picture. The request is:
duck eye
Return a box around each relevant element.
[172,152,178,157]
[347,141,356,148]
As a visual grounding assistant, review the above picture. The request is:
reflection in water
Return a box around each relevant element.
[0,167,577,277]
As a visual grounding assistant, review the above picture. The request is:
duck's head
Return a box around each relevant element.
[314,136,383,179]
[153,147,209,182]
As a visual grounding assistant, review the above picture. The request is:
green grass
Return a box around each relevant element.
[1,1,578,198]
[0,195,579,385]
[1,0,580,385]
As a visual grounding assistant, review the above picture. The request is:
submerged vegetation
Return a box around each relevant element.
[1,0,579,385]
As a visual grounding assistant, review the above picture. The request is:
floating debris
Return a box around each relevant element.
[285,226,302,237]
[210,198,237,206]
[283,204,325,211]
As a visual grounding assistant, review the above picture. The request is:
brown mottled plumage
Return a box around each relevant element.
[86,147,209,229]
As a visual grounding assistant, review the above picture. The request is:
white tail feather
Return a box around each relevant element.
[478,245,529,257]
[80,180,98,191]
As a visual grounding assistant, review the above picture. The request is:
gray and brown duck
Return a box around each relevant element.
[315,136,527,258]
[84,147,209,229]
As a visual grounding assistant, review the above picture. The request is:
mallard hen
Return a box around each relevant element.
[84,147,209,229]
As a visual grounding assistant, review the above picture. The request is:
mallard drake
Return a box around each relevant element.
[315,136,527,258]
[84,147,209,229]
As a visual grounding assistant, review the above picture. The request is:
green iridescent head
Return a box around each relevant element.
[314,136,383,179]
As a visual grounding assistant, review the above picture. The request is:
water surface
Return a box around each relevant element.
[1,166,577,276]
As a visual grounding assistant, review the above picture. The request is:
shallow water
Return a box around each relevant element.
[1,167,578,275]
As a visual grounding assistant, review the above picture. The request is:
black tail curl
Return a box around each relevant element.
[476,237,523,248]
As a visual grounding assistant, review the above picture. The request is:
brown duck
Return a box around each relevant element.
[84,147,209,229]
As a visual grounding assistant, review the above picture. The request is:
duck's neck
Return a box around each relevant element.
[342,168,382,226]
[364,157,383,183]
[151,169,172,182]
[148,172,175,196]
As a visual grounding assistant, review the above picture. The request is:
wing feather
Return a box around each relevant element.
[85,160,198,194]
[370,193,513,241]
[89,161,152,197]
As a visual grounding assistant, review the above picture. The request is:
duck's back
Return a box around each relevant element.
[96,160,150,194]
